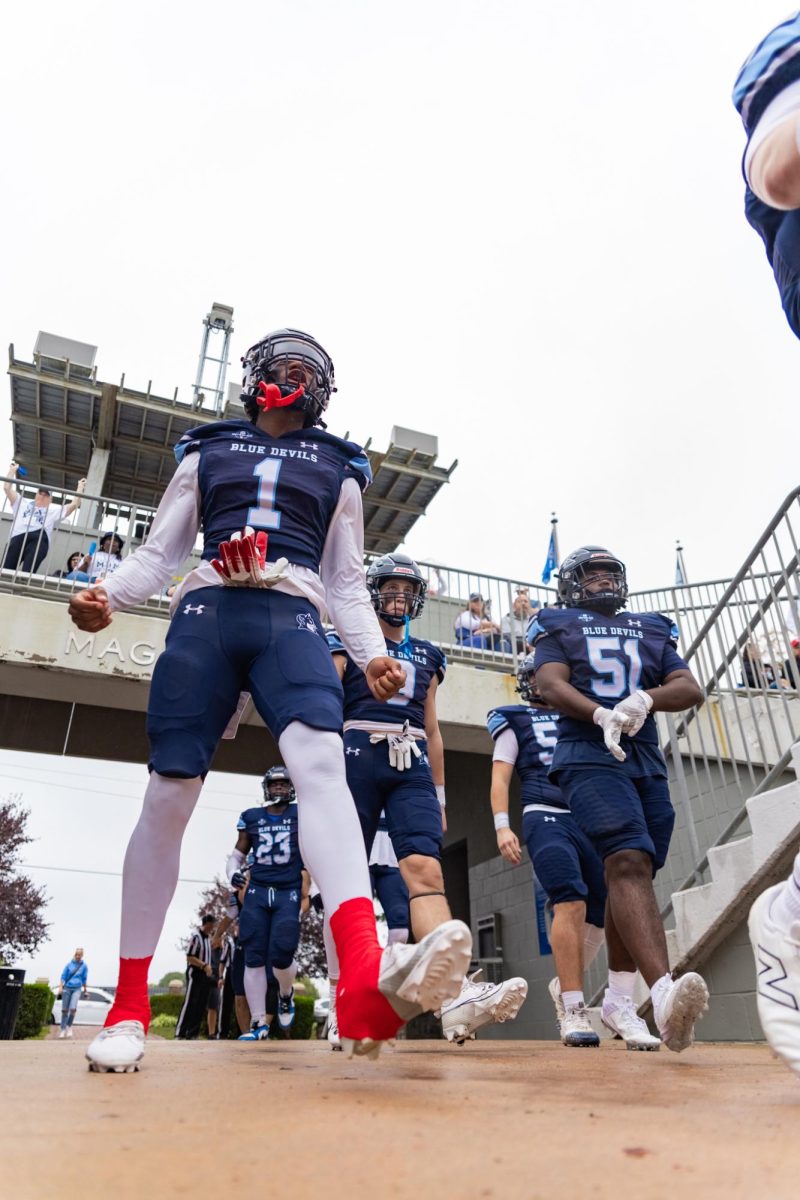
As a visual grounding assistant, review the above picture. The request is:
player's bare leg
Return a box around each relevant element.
[599,899,660,1050]
[605,849,706,1051]
[546,900,598,1048]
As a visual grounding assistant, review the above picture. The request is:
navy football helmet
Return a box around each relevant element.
[366,553,427,627]
[262,765,296,807]
[241,328,336,429]
[556,546,628,615]
[515,652,551,706]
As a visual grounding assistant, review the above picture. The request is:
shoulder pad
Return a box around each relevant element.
[174,420,255,464]
[643,612,680,641]
[326,628,346,653]
[528,608,567,640]
[486,707,512,739]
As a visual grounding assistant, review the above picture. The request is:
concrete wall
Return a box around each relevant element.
[693,917,763,1043]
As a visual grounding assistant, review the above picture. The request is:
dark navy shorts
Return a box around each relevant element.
[370,863,410,930]
[343,729,442,861]
[146,587,344,777]
[521,808,606,927]
[557,767,675,871]
[238,883,302,970]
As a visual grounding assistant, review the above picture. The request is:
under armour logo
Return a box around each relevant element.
[183,603,205,616]
[756,943,800,1010]
[543,816,556,823]
[345,747,361,756]
[296,613,318,634]
[627,618,642,628]
[300,441,318,451]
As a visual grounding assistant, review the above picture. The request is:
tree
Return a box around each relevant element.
[158,971,185,988]
[0,795,49,964]
[180,875,231,950]
[295,907,327,979]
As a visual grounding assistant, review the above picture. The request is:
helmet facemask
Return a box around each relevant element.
[515,653,550,707]
[556,547,628,616]
[366,556,427,628]
[261,768,296,808]
[241,330,336,429]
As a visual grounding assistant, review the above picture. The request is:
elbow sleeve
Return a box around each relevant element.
[226,848,245,883]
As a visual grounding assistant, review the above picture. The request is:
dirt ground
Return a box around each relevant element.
[2,1030,798,1200]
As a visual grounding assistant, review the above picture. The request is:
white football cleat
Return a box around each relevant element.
[440,972,528,1044]
[327,1010,342,1051]
[654,973,709,1052]
[86,1020,146,1073]
[58,1030,66,1039]
[560,1004,600,1048]
[66,1028,73,1038]
[548,977,566,1026]
[601,996,660,1051]
[749,883,800,1078]
[378,919,472,1023]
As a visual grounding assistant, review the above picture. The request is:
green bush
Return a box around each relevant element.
[149,993,185,1020]
[13,983,55,1040]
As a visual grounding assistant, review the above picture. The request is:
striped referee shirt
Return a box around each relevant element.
[187,930,212,968]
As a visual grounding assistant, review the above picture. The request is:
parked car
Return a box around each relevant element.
[313,996,330,1023]
[51,987,115,1026]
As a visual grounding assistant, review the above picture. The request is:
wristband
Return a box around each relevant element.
[436,785,446,809]
[494,812,510,830]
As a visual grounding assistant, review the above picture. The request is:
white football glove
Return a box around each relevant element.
[610,690,653,737]
[593,706,627,763]
[370,721,423,772]
[211,527,288,588]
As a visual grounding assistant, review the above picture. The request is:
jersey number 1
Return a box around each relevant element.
[247,459,282,530]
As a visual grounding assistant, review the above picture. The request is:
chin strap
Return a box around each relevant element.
[398,615,412,656]
[255,380,305,411]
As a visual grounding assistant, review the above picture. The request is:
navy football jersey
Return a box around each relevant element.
[174,420,371,571]
[327,630,446,727]
[530,607,689,747]
[487,704,566,808]
[236,802,303,888]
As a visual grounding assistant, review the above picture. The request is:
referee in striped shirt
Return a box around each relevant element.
[175,914,216,1039]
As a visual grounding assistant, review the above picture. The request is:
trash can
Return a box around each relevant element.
[0,967,26,1039]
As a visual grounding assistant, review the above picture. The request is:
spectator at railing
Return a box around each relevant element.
[741,641,777,690]
[2,463,86,574]
[52,552,85,580]
[783,639,800,689]
[68,532,126,584]
[501,588,540,654]
[454,592,511,652]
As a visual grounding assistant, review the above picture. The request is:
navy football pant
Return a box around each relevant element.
[522,808,606,927]
[370,864,410,931]
[557,767,675,871]
[147,587,344,777]
[343,730,442,861]
[239,883,302,971]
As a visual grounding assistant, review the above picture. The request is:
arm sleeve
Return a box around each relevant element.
[102,455,202,612]
[319,478,385,672]
[492,727,519,765]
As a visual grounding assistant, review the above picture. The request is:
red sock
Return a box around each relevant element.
[105,956,153,1032]
[330,897,403,1041]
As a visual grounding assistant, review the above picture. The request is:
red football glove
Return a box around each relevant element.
[211,527,288,587]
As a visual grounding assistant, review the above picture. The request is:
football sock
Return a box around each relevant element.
[387,927,410,945]
[244,966,267,1026]
[120,772,203,958]
[330,898,403,1041]
[562,990,584,1010]
[769,852,800,933]
[273,960,298,997]
[583,923,605,967]
[606,970,637,1004]
[105,956,153,1030]
[323,912,340,980]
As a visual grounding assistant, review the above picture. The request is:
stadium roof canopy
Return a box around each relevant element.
[7,335,456,553]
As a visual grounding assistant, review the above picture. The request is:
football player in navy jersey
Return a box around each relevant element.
[68,329,472,1072]
[733,13,800,341]
[369,811,411,949]
[227,766,307,1040]
[530,546,708,1053]
[488,655,660,1051]
[327,553,528,1044]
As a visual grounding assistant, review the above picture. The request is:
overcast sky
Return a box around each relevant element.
[2,2,799,984]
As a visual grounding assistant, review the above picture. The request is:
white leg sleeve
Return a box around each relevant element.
[273,960,298,996]
[387,927,409,945]
[244,966,267,1025]
[583,923,606,969]
[120,772,202,959]
[278,722,371,915]
[323,912,340,981]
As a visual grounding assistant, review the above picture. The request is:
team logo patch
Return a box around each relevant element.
[235,430,252,439]
[290,891,298,902]
[296,613,318,634]
[578,614,593,622]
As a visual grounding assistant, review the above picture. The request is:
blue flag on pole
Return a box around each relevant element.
[542,527,558,584]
